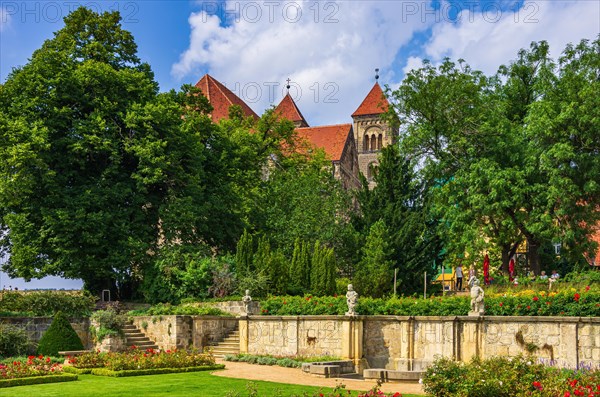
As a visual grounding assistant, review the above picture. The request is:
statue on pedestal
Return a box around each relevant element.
[242,289,252,315]
[345,284,358,316]
[469,278,485,316]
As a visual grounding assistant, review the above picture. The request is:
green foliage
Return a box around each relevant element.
[422,355,599,397]
[0,291,96,317]
[90,308,126,342]
[128,303,231,316]
[36,311,84,356]
[260,286,600,316]
[389,38,600,275]
[289,238,311,293]
[0,324,32,357]
[310,241,336,296]
[89,365,223,377]
[224,354,342,369]
[207,256,237,298]
[235,230,254,275]
[0,374,78,388]
[353,220,394,298]
[355,144,440,295]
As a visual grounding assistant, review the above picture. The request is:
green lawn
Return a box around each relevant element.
[0,371,423,396]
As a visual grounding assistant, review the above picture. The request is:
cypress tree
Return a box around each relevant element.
[236,229,254,275]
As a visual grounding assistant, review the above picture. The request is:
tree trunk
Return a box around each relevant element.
[501,241,521,274]
[527,238,541,275]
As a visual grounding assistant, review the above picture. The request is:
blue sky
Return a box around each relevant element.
[0,0,598,289]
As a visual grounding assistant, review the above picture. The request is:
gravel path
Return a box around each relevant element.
[213,359,425,395]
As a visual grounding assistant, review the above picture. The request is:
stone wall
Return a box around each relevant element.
[209,301,260,316]
[238,315,600,371]
[0,317,92,349]
[130,315,237,351]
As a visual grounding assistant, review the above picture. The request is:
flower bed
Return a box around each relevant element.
[0,355,78,388]
[422,355,600,397]
[224,354,341,368]
[65,347,221,376]
[260,288,600,317]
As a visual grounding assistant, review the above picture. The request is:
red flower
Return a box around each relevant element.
[574,293,580,302]
[527,306,531,310]
[585,285,590,291]
[564,392,571,397]
[533,296,539,301]
[570,379,578,388]
[499,302,503,307]
[393,393,402,397]
[533,381,543,390]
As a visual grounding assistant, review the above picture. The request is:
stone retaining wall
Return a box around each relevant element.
[130,315,237,351]
[240,316,600,371]
[0,317,92,349]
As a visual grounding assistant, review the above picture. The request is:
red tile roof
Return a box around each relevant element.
[296,124,352,161]
[274,93,309,127]
[352,82,389,117]
[194,74,258,122]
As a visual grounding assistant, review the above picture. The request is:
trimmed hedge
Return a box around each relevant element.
[62,366,93,375]
[90,364,225,377]
[0,373,78,388]
[0,291,95,317]
[260,289,600,317]
[37,311,84,356]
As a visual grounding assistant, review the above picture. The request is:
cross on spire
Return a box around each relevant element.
[375,68,379,81]
[286,78,291,92]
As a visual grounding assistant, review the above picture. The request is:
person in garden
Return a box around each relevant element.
[551,270,560,279]
[455,263,464,291]
[539,270,548,280]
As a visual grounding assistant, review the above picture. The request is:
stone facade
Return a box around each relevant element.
[352,115,394,189]
[333,131,361,191]
[130,315,237,351]
[0,317,91,349]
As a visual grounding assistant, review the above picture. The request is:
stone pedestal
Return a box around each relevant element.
[468,311,484,317]
[95,334,126,352]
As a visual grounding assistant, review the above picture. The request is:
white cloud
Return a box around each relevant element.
[173,1,434,125]
[421,1,600,75]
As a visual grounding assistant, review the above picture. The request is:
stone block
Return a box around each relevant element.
[387,370,424,382]
[309,365,340,378]
[363,368,386,380]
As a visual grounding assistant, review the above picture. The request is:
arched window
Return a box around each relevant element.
[363,135,369,152]
[370,135,377,151]
[378,134,383,150]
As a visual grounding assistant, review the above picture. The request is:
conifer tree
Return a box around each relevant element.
[235,229,254,275]
[354,220,394,298]
[252,235,271,273]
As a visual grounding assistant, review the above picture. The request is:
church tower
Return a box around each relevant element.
[351,70,394,189]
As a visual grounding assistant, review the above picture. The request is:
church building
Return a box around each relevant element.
[194,73,394,190]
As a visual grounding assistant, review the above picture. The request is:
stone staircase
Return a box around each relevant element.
[209,326,240,358]
[123,322,159,350]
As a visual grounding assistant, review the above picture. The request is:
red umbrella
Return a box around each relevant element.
[509,258,515,281]
[483,254,490,285]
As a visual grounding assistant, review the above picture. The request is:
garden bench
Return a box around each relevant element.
[309,364,341,378]
[58,350,93,357]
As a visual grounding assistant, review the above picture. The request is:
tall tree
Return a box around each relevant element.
[356,144,441,293]
[0,8,212,296]
[353,220,394,298]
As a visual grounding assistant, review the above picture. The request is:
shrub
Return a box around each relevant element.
[422,355,600,397]
[90,307,126,342]
[0,324,32,358]
[36,311,84,356]
[0,291,95,317]
[127,303,232,316]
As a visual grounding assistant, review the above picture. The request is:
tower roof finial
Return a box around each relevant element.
[375,68,380,81]
[286,77,291,92]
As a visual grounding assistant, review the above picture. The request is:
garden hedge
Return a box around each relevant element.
[90,364,225,377]
[0,373,78,388]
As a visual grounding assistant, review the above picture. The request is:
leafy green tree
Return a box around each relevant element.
[387,38,600,274]
[353,220,394,298]
[0,8,224,297]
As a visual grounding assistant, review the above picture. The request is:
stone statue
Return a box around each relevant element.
[469,278,485,316]
[242,289,252,315]
[345,284,358,316]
